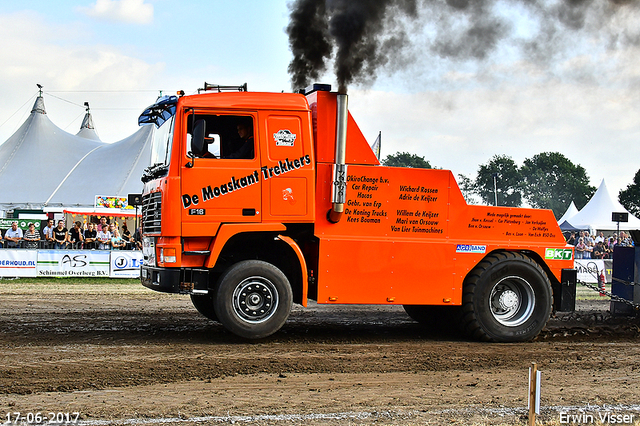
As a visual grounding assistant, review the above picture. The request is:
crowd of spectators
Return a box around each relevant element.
[565,230,634,259]
[0,217,142,250]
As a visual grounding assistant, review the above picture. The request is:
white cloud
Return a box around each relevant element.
[348,74,640,198]
[0,11,163,144]
[80,0,153,25]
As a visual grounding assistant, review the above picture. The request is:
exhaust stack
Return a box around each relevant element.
[328,94,348,223]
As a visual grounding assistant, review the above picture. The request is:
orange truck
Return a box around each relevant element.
[138,83,576,342]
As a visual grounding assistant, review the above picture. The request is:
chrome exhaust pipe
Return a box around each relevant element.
[328,94,348,223]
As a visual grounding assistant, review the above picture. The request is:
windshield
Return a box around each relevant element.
[139,95,178,167]
[150,115,175,166]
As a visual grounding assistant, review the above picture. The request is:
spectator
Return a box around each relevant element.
[4,221,23,248]
[42,219,55,247]
[68,221,84,249]
[23,223,40,249]
[606,237,615,252]
[620,231,633,247]
[110,228,125,250]
[575,237,586,259]
[97,224,111,250]
[121,224,133,249]
[84,222,97,249]
[98,216,109,232]
[53,220,69,249]
[133,225,142,250]
[584,240,593,259]
[595,231,605,244]
[593,241,605,259]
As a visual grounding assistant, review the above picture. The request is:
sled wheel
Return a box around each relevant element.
[190,294,218,322]
[214,260,292,339]
[461,251,552,342]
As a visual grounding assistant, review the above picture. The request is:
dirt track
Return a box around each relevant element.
[0,281,639,425]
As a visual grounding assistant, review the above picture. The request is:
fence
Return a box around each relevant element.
[0,249,142,278]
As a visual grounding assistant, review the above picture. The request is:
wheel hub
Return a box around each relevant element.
[498,290,519,311]
[233,279,278,324]
[489,277,535,327]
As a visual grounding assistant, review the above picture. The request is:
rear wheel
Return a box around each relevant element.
[190,294,218,322]
[461,251,552,342]
[214,260,292,339]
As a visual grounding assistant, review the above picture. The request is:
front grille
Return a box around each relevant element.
[142,192,162,234]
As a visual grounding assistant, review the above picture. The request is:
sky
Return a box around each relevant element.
[1,0,639,207]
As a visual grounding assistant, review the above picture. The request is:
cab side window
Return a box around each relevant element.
[187,114,255,160]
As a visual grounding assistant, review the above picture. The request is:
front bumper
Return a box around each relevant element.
[141,265,211,295]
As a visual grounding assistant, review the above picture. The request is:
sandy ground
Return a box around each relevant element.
[0,281,639,425]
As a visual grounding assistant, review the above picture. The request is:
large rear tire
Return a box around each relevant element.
[190,294,218,322]
[214,260,292,339]
[461,251,552,342]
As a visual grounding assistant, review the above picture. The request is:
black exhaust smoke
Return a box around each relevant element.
[287,0,418,93]
[287,0,640,93]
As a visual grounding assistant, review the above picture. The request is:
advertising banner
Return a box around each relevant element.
[95,195,136,211]
[574,259,613,284]
[0,219,40,231]
[110,251,143,278]
[37,250,110,277]
[0,250,37,277]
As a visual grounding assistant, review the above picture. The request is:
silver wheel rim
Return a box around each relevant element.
[232,276,279,324]
[489,275,535,327]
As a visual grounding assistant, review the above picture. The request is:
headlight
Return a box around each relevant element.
[142,237,156,267]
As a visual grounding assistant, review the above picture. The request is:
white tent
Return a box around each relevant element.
[557,201,579,225]
[45,125,153,208]
[0,95,153,210]
[567,179,640,231]
[558,201,583,231]
[75,108,101,141]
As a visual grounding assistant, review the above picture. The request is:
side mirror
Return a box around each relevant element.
[192,119,207,157]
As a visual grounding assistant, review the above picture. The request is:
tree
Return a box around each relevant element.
[382,152,432,168]
[474,155,522,207]
[520,152,595,219]
[457,174,481,204]
[619,169,640,217]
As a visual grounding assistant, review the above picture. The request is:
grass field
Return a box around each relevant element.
[0,277,143,294]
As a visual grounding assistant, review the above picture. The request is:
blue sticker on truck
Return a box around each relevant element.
[456,244,487,254]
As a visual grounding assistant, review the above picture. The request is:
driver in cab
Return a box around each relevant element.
[223,121,254,159]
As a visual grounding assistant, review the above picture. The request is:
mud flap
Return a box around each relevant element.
[554,269,577,312]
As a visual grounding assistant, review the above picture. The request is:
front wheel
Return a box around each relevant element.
[214,260,292,339]
[461,252,552,342]
[190,294,218,322]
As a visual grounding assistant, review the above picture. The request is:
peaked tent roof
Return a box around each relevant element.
[76,110,101,141]
[559,220,585,232]
[0,95,153,210]
[45,125,153,208]
[557,201,580,225]
[0,96,104,210]
[568,179,640,231]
